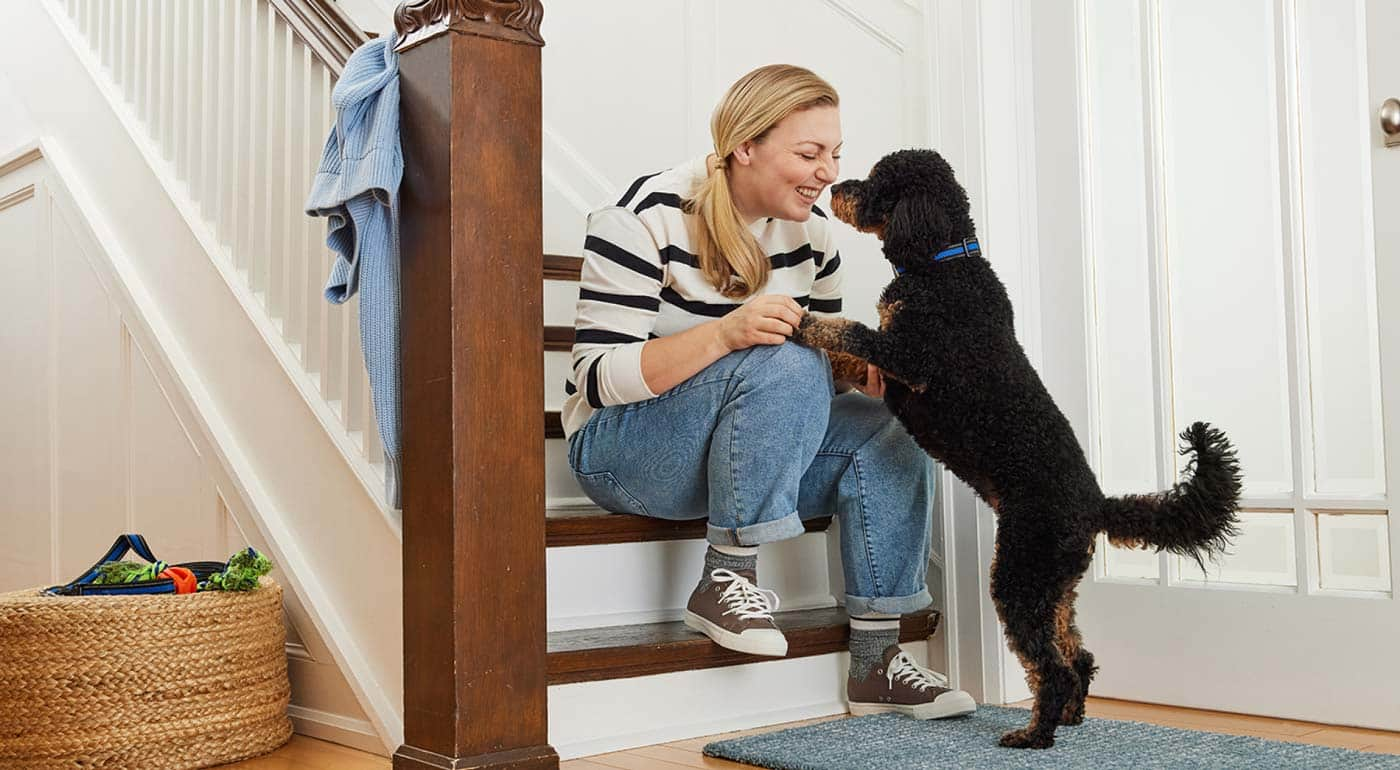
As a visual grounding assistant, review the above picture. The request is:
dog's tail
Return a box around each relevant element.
[1098,422,1243,571]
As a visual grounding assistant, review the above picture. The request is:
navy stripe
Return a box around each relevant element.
[633,191,684,215]
[793,295,810,308]
[815,252,841,280]
[770,245,813,270]
[660,287,739,318]
[579,288,660,312]
[617,171,663,208]
[565,379,577,396]
[584,235,663,281]
[575,329,646,345]
[585,355,604,409]
[811,205,827,219]
[662,245,817,272]
[658,244,697,267]
[810,298,842,313]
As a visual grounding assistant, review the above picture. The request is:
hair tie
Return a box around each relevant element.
[708,154,728,172]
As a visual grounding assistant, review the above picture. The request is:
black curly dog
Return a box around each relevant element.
[793,149,1243,749]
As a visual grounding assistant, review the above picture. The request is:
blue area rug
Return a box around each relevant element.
[703,706,1400,769]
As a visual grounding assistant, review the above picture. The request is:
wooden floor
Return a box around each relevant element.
[224,698,1400,768]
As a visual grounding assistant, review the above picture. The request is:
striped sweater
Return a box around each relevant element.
[561,154,844,439]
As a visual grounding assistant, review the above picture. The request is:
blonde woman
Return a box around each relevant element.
[562,64,974,719]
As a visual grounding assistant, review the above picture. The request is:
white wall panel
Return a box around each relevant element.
[0,183,52,591]
[1159,0,1293,496]
[51,203,126,579]
[1295,0,1385,497]
[1180,510,1297,587]
[1316,511,1390,592]
[1083,0,1159,496]
[129,339,217,559]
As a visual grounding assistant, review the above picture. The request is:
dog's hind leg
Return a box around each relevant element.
[1053,577,1097,726]
[989,520,1081,749]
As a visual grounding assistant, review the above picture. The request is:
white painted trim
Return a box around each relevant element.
[287,704,388,757]
[34,137,401,752]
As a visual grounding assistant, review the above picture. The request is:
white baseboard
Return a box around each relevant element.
[288,704,389,757]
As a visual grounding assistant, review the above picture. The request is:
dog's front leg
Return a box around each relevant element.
[792,315,924,390]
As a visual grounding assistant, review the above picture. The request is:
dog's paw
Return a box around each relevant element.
[1059,705,1086,726]
[790,313,829,347]
[999,728,1055,750]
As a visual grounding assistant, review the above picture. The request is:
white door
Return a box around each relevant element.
[1069,0,1400,730]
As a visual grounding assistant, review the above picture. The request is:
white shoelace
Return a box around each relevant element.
[887,650,950,692]
[709,568,781,620]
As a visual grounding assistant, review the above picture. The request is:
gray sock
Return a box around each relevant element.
[849,617,900,680]
[699,545,758,590]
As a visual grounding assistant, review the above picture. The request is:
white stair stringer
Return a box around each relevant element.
[1,3,404,753]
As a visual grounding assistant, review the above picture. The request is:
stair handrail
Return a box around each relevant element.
[268,0,368,74]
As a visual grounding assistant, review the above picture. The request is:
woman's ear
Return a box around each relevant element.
[884,194,948,260]
[732,140,756,166]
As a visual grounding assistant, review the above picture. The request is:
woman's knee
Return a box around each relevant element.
[733,341,832,397]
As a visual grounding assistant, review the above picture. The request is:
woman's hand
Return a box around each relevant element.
[852,365,886,398]
[716,294,806,351]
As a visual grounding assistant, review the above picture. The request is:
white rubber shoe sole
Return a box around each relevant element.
[684,610,788,657]
[848,690,978,720]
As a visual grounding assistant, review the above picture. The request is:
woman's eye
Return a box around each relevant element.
[801,154,817,160]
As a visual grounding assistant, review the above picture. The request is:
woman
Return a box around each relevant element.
[562,64,974,720]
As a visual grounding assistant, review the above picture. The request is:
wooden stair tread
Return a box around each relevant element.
[544,253,582,281]
[547,509,831,547]
[547,607,939,685]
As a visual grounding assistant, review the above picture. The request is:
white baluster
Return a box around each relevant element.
[199,0,216,224]
[282,28,303,353]
[185,0,201,203]
[303,52,324,381]
[263,11,285,317]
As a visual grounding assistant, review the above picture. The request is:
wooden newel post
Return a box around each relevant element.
[393,1,555,768]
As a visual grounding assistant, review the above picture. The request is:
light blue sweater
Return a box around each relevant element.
[305,33,402,509]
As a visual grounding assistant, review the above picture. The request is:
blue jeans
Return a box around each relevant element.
[567,342,936,616]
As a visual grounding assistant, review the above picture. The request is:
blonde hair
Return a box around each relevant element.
[683,65,839,299]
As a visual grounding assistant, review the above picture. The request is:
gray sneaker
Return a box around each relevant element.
[847,644,977,719]
[683,568,788,657]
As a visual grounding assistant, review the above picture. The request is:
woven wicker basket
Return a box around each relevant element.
[0,579,292,769]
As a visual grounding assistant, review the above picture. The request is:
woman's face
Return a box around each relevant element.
[729,105,843,223]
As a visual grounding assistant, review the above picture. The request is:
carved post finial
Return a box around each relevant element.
[394,0,545,45]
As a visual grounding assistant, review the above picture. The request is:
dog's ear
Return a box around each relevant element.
[884,194,950,261]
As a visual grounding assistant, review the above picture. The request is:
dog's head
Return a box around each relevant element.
[829,149,973,271]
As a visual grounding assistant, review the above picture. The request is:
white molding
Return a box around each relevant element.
[819,0,906,54]
[287,704,388,756]
[0,143,45,179]
[0,184,35,212]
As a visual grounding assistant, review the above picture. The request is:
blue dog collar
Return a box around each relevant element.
[893,237,981,275]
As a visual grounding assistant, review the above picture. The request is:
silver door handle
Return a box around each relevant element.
[1382,98,1400,147]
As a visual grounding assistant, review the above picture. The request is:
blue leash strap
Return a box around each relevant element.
[44,534,227,596]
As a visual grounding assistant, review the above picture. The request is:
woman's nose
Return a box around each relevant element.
[816,160,837,183]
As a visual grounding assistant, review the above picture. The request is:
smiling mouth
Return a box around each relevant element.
[796,186,821,202]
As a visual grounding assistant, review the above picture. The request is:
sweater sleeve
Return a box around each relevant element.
[571,206,665,408]
[809,220,843,317]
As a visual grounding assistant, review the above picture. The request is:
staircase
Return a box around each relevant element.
[9,0,948,765]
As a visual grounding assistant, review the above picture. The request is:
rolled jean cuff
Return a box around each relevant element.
[844,587,934,617]
[707,510,806,546]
